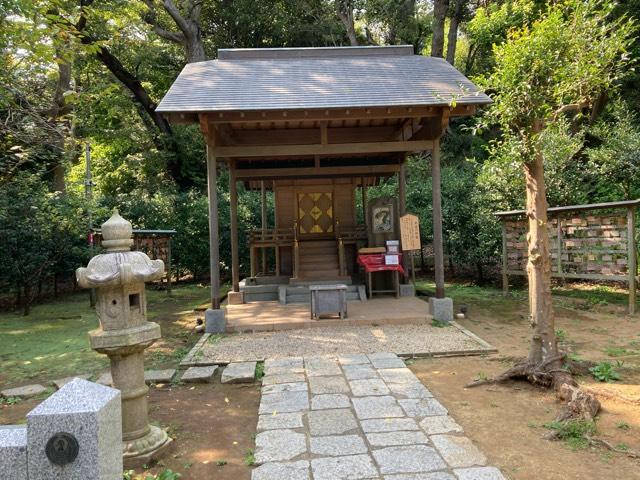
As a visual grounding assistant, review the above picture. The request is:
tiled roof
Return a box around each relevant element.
[157,46,491,114]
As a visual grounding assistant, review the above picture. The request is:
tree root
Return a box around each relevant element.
[587,436,640,459]
[465,353,601,422]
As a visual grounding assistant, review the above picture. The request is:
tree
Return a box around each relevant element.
[431,0,449,57]
[141,0,207,62]
[446,0,465,64]
[472,0,635,421]
[337,0,359,46]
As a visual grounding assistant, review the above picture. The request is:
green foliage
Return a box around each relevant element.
[255,361,265,380]
[589,361,621,382]
[543,419,597,450]
[123,469,181,480]
[244,449,256,466]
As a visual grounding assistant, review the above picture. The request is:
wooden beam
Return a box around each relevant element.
[213,140,434,158]
[201,104,478,124]
[234,164,400,180]
[396,117,423,141]
[222,126,400,146]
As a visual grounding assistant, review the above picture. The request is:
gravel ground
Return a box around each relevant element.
[194,324,493,363]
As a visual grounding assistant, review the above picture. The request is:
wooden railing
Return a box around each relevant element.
[248,228,295,245]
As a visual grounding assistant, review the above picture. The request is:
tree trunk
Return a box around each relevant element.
[523,131,559,368]
[49,50,72,193]
[337,0,358,46]
[431,0,450,57]
[446,0,464,64]
[23,284,31,316]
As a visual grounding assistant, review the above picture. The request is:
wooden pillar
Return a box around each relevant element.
[501,221,508,296]
[261,180,267,275]
[431,138,445,298]
[206,145,220,309]
[229,164,240,293]
[398,160,409,280]
[628,207,637,314]
[361,177,368,228]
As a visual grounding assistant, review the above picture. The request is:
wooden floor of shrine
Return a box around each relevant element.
[224,296,432,333]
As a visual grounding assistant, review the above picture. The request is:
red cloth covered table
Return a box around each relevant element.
[357,253,404,298]
[357,253,405,275]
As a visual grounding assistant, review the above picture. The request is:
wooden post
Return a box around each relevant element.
[501,221,509,296]
[361,177,368,228]
[229,164,240,293]
[166,236,173,295]
[261,180,267,275]
[431,138,445,298]
[628,207,637,314]
[398,161,408,280]
[206,145,220,309]
[556,215,564,285]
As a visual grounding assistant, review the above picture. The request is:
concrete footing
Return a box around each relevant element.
[429,297,454,322]
[399,284,415,297]
[227,291,245,305]
[205,308,227,333]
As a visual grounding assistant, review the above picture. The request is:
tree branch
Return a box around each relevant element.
[141,0,186,44]
[552,99,590,121]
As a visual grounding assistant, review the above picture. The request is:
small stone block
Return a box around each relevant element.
[227,291,245,305]
[453,467,506,480]
[388,382,434,399]
[429,297,453,322]
[1,384,47,399]
[259,391,309,414]
[305,356,342,377]
[399,398,448,417]
[366,430,430,447]
[221,361,257,383]
[399,283,415,297]
[251,460,310,480]
[372,445,448,474]
[420,416,463,435]
[144,369,176,384]
[181,365,218,383]
[257,412,304,431]
[360,418,420,433]
[310,434,368,456]
[308,376,349,394]
[308,409,358,436]
[343,364,378,380]
[311,394,351,410]
[337,354,370,365]
[264,357,304,375]
[349,378,390,396]
[0,425,27,480]
[311,454,378,480]
[26,378,122,480]
[368,354,406,369]
[431,435,487,468]
[255,429,307,463]
[379,367,420,384]
[352,395,404,419]
[262,373,306,385]
[205,308,226,334]
[385,473,456,480]
[52,375,91,390]
[262,382,308,394]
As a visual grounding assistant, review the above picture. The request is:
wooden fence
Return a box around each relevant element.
[495,199,639,314]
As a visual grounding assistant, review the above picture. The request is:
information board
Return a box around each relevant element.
[400,214,421,251]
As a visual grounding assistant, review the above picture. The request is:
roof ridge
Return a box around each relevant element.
[217,45,414,61]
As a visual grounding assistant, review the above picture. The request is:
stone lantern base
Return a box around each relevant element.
[123,425,173,468]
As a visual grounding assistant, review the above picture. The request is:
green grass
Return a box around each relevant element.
[0,284,212,386]
[543,419,597,450]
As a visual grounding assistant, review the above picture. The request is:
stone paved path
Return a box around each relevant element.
[252,353,506,480]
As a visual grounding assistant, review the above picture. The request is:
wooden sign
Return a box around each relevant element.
[400,214,421,251]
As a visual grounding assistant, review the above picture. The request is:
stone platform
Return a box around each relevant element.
[252,353,505,480]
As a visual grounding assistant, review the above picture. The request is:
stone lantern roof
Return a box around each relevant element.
[76,210,165,288]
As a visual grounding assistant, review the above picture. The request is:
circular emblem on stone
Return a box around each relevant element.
[45,432,79,466]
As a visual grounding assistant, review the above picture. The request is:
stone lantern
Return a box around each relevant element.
[76,210,172,467]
